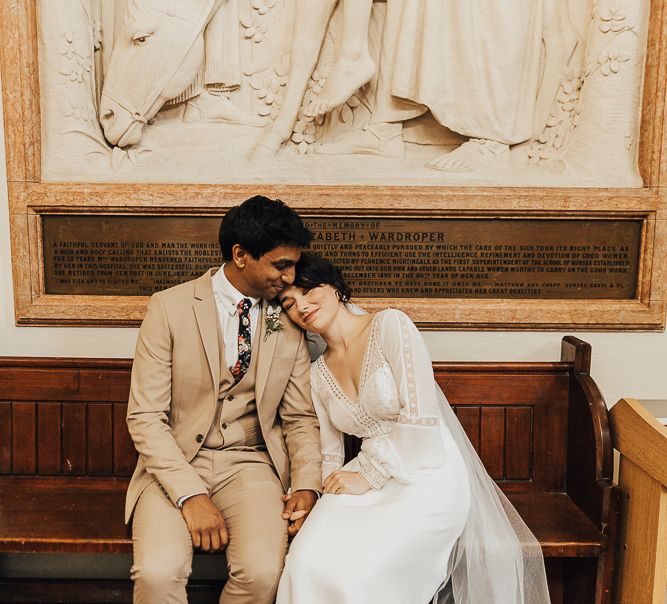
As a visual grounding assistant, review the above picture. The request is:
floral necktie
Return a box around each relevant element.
[230,298,252,381]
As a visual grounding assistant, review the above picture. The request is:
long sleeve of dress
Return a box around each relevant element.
[357,309,447,490]
[311,368,345,482]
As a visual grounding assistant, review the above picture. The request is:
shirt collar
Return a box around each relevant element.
[211,265,261,317]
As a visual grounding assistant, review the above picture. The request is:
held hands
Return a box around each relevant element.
[323,470,371,495]
[181,494,229,553]
[281,490,317,537]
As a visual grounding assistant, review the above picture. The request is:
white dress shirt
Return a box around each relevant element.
[211,265,261,370]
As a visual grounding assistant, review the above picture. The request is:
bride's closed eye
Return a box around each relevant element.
[279,288,315,312]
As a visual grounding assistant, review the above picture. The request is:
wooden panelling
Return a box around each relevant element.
[113,403,136,477]
[78,370,132,402]
[447,405,535,483]
[0,369,78,399]
[0,362,569,481]
[0,360,131,401]
[436,372,569,406]
[438,370,569,489]
[480,407,505,480]
[0,361,571,487]
[533,383,569,491]
[87,404,113,476]
[1,400,135,478]
[62,403,86,475]
[454,406,480,453]
[505,407,532,480]
[0,359,136,477]
[0,402,11,473]
[12,403,36,474]
[37,402,61,474]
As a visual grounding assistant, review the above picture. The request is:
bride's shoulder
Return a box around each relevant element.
[375,307,416,330]
[308,359,324,390]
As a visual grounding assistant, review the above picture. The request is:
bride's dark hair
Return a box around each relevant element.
[293,252,352,302]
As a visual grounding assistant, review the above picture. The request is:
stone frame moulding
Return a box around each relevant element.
[1,0,666,330]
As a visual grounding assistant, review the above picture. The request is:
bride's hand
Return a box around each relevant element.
[323,471,371,495]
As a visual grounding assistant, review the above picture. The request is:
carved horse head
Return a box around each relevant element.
[100,0,217,147]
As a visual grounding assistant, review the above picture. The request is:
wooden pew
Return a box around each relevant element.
[0,336,618,603]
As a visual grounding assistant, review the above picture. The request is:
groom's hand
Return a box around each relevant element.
[181,494,229,552]
[282,490,317,537]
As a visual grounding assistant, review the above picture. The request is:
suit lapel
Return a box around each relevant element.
[255,301,278,408]
[193,269,220,391]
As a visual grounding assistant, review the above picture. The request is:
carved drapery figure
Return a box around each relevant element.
[310,0,584,173]
[37,0,647,186]
[384,0,543,144]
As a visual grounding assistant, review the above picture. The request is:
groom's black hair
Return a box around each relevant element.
[219,195,313,260]
[293,252,352,302]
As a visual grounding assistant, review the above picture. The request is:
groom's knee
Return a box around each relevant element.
[131,554,192,602]
[228,553,283,600]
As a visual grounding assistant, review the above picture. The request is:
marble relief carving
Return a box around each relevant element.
[38,0,648,186]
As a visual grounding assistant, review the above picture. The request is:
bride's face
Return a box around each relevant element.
[278,283,340,333]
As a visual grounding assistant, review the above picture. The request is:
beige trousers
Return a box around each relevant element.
[131,449,288,604]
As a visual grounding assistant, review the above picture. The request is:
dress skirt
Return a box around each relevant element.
[388,0,542,144]
[277,430,470,604]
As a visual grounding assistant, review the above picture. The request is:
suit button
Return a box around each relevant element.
[221,423,228,430]
[195,434,204,443]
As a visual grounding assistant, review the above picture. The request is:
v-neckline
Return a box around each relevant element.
[318,313,380,405]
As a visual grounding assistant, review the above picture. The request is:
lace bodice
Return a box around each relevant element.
[311,309,446,489]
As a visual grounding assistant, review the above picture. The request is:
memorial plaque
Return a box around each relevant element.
[43,215,642,299]
[4,1,667,329]
[43,216,223,296]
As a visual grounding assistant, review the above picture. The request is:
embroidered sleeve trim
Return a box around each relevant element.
[358,457,391,490]
[322,453,344,466]
[396,415,440,427]
[397,312,419,417]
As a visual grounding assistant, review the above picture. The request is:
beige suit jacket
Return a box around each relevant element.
[125,269,322,522]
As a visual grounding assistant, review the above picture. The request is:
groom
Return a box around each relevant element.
[125,196,322,603]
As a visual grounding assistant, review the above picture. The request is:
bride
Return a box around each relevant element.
[276,252,551,604]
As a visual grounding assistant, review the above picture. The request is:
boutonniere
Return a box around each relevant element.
[264,305,284,341]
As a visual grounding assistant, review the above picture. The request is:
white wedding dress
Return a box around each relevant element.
[277,308,471,603]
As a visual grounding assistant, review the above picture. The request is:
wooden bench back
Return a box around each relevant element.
[438,365,570,492]
[0,360,134,478]
[0,358,574,495]
[0,337,614,531]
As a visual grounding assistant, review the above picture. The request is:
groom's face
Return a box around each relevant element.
[238,244,302,299]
